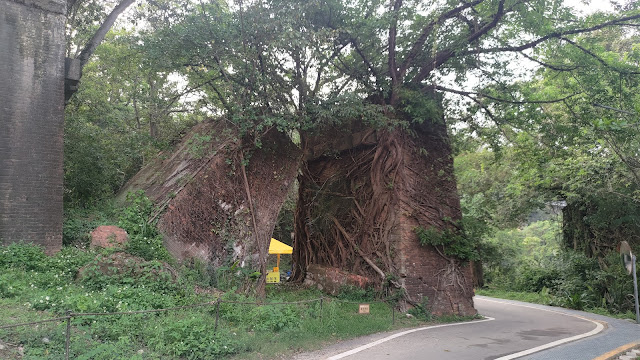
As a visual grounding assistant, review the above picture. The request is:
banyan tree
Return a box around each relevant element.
[120,0,639,314]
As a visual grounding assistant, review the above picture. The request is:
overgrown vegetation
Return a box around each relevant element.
[416,224,478,261]
[118,191,172,262]
[52,0,640,320]
[12,0,639,355]
[469,211,638,318]
[0,242,469,359]
[2,193,474,359]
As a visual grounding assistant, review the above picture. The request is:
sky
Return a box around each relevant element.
[564,0,615,14]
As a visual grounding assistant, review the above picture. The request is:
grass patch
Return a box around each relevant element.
[0,244,476,359]
[476,288,637,320]
[475,288,553,304]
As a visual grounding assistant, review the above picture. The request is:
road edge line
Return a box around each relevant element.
[591,341,640,360]
[475,297,606,360]
[325,316,495,360]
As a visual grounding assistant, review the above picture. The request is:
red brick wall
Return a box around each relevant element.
[392,121,475,316]
[0,0,65,253]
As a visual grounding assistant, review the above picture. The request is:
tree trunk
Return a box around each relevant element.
[65,0,137,102]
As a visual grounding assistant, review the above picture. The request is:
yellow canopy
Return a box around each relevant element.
[269,238,293,254]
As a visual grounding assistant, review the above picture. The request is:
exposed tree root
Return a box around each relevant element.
[293,118,475,316]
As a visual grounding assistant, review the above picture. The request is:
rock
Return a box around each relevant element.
[90,226,128,249]
[0,343,5,350]
[42,337,50,344]
[406,313,414,318]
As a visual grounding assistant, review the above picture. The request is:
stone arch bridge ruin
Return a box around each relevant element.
[1,0,475,315]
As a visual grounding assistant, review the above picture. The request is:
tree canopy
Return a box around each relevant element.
[65,0,640,248]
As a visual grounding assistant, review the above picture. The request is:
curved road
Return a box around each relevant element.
[293,296,640,360]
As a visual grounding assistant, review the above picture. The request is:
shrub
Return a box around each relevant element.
[118,191,172,262]
[62,204,118,247]
[146,313,239,359]
[248,303,301,331]
[337,285,377,302]
[514,262,559,292]
[407,296,432,321]
[0,243,48,271]
[416,226,477,261]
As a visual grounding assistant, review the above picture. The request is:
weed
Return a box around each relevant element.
[118,191,172,262]
[337,285,377,302]
[0,243,478,359]
[186,133,212,159]
[407,296,432,321]
[416,226,477,261]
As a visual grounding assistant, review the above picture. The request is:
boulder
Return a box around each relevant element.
[90,225,128,249]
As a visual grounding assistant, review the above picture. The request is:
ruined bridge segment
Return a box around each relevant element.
[0,0,66,253]
[294,118,476,316]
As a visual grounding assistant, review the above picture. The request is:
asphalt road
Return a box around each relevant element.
[293,296,618,360]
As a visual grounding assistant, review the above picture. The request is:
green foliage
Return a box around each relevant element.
[416,225,477,261]
[118,191,172,262]
[216,292,302,332]
[213,261,262,291]
[63,214,99,248]
[78,257,181,295]
[249,303,301,332]
[186,133,213,159]
[0,243,48,271]
[475,288,554,306]
[483,226,639,315]
[336,285,377,302]
[398,88,443,125]
[0,243,475,359]
[63,204,118,247]
[481,220,561,287]
[407,296,432,321]
[64,29,200,207]
[454,149,547,234]
[146,314,239,359]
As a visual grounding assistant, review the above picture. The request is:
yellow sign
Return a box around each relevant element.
[269,238,293,254]
[358,304,370,314]
[266,271,280,284]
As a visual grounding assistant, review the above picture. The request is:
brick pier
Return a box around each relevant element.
[0,0,66,253]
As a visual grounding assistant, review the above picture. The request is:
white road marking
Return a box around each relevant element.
[476,297,605,360]
[326,297,606,360]
[326,316,496,360]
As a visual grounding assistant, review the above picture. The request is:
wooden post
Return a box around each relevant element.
[392,305,395,325]
[214,299,221,332]
[633,255,639,324]
[65,311,71,360]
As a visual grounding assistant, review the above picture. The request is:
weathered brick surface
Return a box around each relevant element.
[0,0,65,253]
[296,118,475,316]
[304,263,373,295]
[392,120,475,316]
